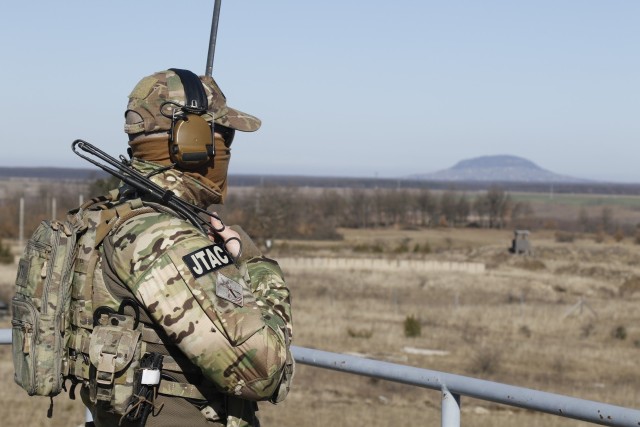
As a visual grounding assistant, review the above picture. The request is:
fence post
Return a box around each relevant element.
[442,385,461,427]
[19,197,24,247]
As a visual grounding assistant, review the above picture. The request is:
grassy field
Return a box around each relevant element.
[2,227,640,426]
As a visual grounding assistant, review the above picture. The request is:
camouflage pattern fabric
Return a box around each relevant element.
[127,158,224,207]
[98,161,293,425]
[124,69,261,135]
[12,219,81,397]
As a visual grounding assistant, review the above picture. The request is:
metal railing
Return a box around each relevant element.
[2,328,640,426]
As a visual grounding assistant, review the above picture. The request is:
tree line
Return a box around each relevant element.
[223,185,535,241]
[1,177,631,243]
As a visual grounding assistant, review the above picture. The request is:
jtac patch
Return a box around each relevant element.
[182,243,233,278]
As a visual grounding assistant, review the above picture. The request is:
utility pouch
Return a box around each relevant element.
[88,311,142,415]
[12,218,81,396]
[124,352,164,424]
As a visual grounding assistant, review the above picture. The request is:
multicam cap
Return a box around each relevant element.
[124,69,261,135]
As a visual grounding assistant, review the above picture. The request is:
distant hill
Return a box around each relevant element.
[411,155,591,183]
[0,166,108,181]
[4,164,640,197]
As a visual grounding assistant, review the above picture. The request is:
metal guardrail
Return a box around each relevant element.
[1,329,639,426]
[292,346,640,426]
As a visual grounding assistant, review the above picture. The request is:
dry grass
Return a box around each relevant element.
[2,229,640,426]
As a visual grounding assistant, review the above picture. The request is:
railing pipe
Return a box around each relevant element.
[441,385,460,427]
[291,345,640,427]
[0,328,10,345]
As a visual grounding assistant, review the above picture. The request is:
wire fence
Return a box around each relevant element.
[2,328,640,426]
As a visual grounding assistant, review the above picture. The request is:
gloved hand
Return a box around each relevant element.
[208,213,242,260]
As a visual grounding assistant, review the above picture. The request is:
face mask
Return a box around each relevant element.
[128,132,231,201]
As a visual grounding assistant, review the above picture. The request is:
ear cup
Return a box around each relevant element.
[169,113,214,167]
[167,69,213,168]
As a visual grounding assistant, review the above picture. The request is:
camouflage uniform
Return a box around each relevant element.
[69,159,293,427]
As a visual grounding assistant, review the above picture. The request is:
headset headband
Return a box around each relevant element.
[169,68,208,112]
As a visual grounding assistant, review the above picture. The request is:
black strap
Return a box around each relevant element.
[169,68,208,112]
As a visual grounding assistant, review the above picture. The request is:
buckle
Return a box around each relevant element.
[96,353,117,385]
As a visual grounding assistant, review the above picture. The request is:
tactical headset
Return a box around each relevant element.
[164,68,215,169]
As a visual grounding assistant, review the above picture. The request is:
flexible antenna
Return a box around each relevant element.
[205,0,222,77]
[71,139,222,234]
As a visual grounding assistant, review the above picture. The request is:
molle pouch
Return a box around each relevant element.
[88,312,142,415]
[12,219,81,396]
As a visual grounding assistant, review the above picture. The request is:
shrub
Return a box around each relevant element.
[612,325,627,340]
[519,325,532,338]
[353,243,384,253]
[593,231,605,243]
[469,347,501,375]
[614,228,625,243]
[515,258,546,271]
[404,315,422,338]
[0,239,12,264]
[580,322,595,339]
[347,327,373,339]
[554,231,575,243]
[413,242,432,254]
[393,239,410,254]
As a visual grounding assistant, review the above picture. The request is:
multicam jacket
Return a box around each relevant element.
[68,159,293,427]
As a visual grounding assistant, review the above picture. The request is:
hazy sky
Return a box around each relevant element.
[1,1,638,182]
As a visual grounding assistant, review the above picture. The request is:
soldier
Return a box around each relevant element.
[67,69,294,426]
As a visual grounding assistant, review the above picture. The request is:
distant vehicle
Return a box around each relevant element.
[510,230,532,255]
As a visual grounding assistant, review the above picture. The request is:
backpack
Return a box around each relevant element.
[12,217,84,396]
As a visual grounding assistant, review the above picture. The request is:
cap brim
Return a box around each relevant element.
[215,107,261,132]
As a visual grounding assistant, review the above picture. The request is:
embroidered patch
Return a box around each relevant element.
[216,275,244,306]
[182,243,233,278]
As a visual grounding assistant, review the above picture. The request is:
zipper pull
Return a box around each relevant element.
[40,260,48,279]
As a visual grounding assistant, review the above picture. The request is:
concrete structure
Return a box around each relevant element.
[510,229,532,255]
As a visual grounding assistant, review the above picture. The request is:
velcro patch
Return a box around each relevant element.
[215,275,244,307]
[182,243,233,278]
[128,76,158,99]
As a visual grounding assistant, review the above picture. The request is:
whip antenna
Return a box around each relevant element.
[205,0,222,77]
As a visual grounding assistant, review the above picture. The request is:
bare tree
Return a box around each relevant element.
[415,188,437,227]
[511,201,534,228]
[601,206,614,234]
[578,207,591,232]
[345,188,372,228]
[439,190,458,226]
[454,193,471,225]
[485,186,511,228]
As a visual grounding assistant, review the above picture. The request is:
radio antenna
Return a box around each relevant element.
[205,0,222,77]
